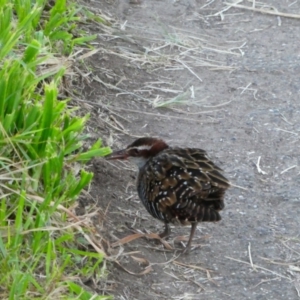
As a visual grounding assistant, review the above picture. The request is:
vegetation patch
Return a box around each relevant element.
[0,0,111,299]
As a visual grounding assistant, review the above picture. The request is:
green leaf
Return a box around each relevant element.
[37,83,55,155]
[23,39,41,63]
[76,147,112,162]
[50,31,73,41]
[72,34,97,46]
[67,281,110,300]
[68,170,93,198]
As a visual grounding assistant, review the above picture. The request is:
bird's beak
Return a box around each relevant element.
[106,149,128,160]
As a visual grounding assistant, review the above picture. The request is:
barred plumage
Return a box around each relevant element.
[107,137,230,253]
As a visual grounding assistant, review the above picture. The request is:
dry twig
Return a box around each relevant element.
[226,256,293,281]
[224,2,300,19]
[255,156,267,175]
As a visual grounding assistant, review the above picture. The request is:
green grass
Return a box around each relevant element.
[0,0,112,299]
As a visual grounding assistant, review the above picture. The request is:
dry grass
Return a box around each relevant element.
[224,0,300,19]
[80,14,245,110]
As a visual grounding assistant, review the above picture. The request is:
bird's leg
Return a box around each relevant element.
[159,222,170,239]
[182,222,197,254]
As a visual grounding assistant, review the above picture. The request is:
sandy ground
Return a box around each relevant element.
[80,0,300,299]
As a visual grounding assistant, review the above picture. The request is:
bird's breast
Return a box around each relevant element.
[137,170,166,222]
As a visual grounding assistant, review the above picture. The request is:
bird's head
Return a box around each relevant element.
[106,137,169,168]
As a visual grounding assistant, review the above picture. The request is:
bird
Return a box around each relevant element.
[106,137,230,253]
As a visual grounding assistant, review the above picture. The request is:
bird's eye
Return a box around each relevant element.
[132,149,139,155]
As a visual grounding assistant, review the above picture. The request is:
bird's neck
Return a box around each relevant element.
[129,156,151,169]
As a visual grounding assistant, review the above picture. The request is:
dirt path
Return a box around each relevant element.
[83,1,300,299]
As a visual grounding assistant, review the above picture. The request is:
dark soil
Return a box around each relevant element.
[81,1,300,299]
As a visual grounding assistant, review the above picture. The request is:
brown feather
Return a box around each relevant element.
[137,147,230,225]
[109,137,230,252]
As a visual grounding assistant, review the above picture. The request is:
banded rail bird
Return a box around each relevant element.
[107,137,230,253]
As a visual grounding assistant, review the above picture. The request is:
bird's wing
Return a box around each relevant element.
[145,148,230,217]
